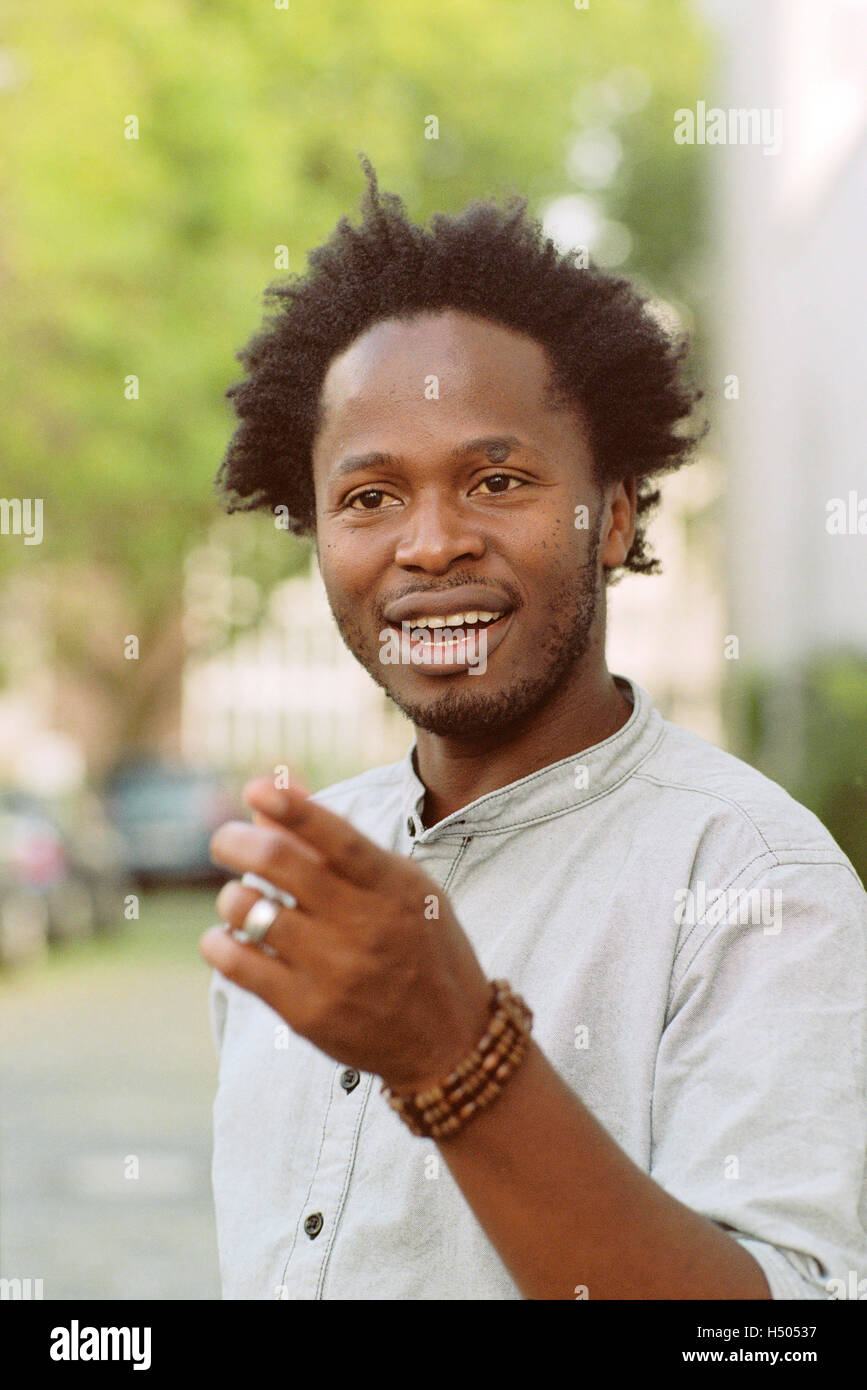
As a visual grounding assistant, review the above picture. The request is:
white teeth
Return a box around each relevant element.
[404,609,503,629]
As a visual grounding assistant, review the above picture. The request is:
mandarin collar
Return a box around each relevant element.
[399,676,664,842]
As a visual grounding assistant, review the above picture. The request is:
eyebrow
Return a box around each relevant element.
[330,435,526,480]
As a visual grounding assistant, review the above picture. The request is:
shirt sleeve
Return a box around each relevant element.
[649,858,867,1300]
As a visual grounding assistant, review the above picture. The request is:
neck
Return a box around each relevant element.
[414,656,633,828]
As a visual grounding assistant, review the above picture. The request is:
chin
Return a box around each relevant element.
[386,677,547,739]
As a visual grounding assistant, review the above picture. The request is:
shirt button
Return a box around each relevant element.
[304,1212,323,1239]
[340,1067,360,1093]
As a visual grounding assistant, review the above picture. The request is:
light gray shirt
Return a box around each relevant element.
[209,675,867,1300]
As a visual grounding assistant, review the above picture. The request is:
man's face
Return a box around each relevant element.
[311,310,612,739]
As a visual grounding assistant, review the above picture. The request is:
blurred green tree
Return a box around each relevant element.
[0,0,708,763]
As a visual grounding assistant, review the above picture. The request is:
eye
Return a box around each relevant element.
[471,473,523,495]
[346,488,400,511]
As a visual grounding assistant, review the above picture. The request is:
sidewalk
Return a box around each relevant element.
[0,889,223,1300]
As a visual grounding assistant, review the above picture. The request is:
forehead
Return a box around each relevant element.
[313,310,568,450]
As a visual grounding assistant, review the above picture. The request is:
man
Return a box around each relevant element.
[200,160,867,1300]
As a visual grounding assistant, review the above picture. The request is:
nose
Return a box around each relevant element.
[393,491,486,573]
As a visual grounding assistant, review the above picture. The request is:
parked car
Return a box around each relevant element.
[0,785,130,963]
[102,760,240,886]
[53,788,133,935]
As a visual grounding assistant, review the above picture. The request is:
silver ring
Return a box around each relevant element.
[241,871,298,911]
[235,896,281,944]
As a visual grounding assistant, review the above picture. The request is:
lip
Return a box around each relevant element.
[383,585,514,625]
[385,609,515,676]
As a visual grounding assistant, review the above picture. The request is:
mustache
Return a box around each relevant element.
[376,573,523,623]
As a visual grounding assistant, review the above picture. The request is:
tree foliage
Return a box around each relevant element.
[0,0,708,742]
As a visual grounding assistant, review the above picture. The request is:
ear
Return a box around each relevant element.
[599,477,636,570]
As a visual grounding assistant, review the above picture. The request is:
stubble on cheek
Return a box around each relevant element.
[326,589,382,675]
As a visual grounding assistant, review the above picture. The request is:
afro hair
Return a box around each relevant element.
[214,157,705,579]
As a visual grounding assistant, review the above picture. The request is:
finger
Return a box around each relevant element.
[199,925,309,1025]
[209,821,339,908]
[249,807,325,863]
[242,780,386,888]
[216,880,304,962]
[217,878,284,924]
[244,774,310,802]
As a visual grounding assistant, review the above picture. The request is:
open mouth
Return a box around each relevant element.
[388,610,510,644]
[384,609,515,673]
[391,611,507,642]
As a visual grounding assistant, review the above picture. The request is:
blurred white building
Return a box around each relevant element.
[705,0,867,659]
[699,0,867,775]
[606,459,727,743]
[614,0,867,760]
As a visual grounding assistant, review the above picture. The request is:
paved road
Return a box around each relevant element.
[0,890,223,1300]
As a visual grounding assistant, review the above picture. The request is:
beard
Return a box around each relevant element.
[324,520,603,740]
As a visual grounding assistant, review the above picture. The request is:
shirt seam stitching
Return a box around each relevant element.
[668,855,862,1003]
[670,851,783,970]
[315,1072,377,1300]
[648,846,851,1172]
[278,1080,337,1295]
[441,837,472,892]
[416,726,668,840]
[425,689,656,819]
[632,771,777,856]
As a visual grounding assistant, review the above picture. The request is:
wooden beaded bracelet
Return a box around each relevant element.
[381,979,533,1140]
